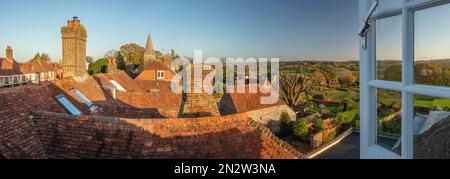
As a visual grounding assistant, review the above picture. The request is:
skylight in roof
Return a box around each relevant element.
[109,80,127,92]
[70,88,97,112]
[55,94,82,116]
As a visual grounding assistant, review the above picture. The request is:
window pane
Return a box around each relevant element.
[376,89,402,155]
[56,95,82,116]
[413,94,450,159]
[414,3,450,87]
[109,80,127,92]
[376,15,402,82]
[71,88,93,107]
[377,0,402,11]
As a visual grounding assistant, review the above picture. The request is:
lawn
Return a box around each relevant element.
[414,98,450,108]
[310,87,359,102]
[380,97,450,109]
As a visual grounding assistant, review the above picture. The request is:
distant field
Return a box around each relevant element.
[380,97,450,108]
[414,98,450,108]
[310,87,359,102]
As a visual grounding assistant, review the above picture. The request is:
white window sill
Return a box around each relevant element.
[367,145,401,159]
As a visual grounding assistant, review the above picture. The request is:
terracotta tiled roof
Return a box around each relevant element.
[0,81,303,159]
[221,85,287,114]
[29,111,304,159]
[414,116,450,159]
[135,80,173,94]
[135,61,173,75]
[95,71,143,92]
[0,58,22,75]
[53,77,110,104]
[0,84,70,159]
[114,92,182,118]
[20,61,56,74]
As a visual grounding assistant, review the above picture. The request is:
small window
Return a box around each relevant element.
[55,94,82,116]
[70,88,97,112]
[157,71,165,79]
[109,80,127,92]
[414,3,450,88]
[376,89,402,155]
[413,94,450,159]
[376,15,402,82]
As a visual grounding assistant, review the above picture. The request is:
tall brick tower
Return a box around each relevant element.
[61,16,87,79]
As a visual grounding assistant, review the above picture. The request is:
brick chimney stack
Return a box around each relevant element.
[6,46,13,60]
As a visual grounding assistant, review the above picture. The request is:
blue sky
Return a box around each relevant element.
[0,0,360,62]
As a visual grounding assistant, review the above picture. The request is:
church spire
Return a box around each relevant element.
[143,34,157,66]
[145,34,154,52]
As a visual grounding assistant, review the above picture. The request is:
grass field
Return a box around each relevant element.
[380,97,450,108]
[310,87,359,102]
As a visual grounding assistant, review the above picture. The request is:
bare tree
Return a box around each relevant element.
[279,73,312,111]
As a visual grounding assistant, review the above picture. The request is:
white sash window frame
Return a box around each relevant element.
[360,0,450,159]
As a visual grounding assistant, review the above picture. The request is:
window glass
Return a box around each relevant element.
[376,15,402,82]
[377,0,403,12]
[70,88,95,108]
[109,80,127,92]
[413,94,450,159]
[414,3,450,88]
[376,89,402,155]
[55,95,82,116]
[157,71,165,78]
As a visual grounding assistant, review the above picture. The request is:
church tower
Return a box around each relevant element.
[61,16,87,79]
[143,34,157,67]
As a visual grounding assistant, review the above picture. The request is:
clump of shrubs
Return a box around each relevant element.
[279,112,293,137]
[342,98,358,111]
[292,119,309,138]
[313,119,324,132]
[324,131,337,143]
[337,109,360,127]
[381,114,401,135]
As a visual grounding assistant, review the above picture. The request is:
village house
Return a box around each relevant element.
[0,46,61,87]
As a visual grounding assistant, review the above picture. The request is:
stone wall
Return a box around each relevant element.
[246,105,297,133]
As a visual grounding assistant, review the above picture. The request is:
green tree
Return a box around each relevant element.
[119,43,145,65]
[30,52,51,62]
[415,63,449,86]
[115,52,126,70]
[279,112,293,137]
[292,119,309,138]
[322,67,338,86]
[40,53,51,62]
[88,58,110,75]
[104,50,118,59]
[313,71,327,87]
[383,64,402,81]
[338,72,357,87]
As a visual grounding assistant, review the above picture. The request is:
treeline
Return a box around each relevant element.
[383,63,450,86]
[87,43,177,75]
